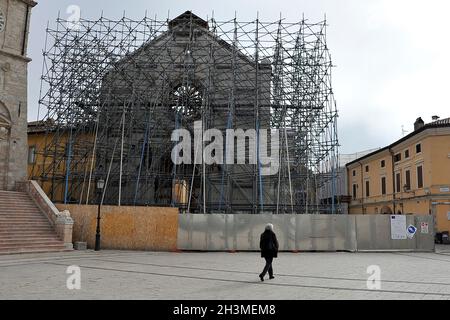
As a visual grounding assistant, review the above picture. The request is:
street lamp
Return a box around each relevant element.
[95,178,105,251]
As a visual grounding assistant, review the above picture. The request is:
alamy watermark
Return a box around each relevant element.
[366,265,381,290]
[66,5,81,30]
[66,265,81,290]
[171,121,280,176]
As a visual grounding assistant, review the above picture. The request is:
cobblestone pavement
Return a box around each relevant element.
[1,246,450,300]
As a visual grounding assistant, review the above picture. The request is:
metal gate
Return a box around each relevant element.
[177,214,435,252]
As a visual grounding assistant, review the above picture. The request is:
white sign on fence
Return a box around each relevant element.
[421,222,429,234]
[390,215,407,240]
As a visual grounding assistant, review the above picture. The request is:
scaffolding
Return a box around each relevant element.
[33,11,340,214]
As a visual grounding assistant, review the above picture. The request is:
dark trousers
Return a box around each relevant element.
[260,256,274,277]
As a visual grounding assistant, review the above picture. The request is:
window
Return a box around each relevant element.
[365,165,369,173]
[417,165,423,189]
[352,170,356,177]
[352,184,357,199]
[405,170,411,191]
[396,173,401,193]
[404,150,409,159]
[394,153,402,162]
[416,143,422,154]
[365,180,370,197]
[28,146,36,164]
[381,177,387,195]
[381,160,386,168]
[170,84,204,120]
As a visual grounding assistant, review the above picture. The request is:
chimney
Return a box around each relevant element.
[414,117,425,131]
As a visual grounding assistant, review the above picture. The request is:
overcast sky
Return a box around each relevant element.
[27,0,450,154]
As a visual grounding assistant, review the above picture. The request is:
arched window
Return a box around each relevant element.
[0,101,11,141]
[0,101,11,189]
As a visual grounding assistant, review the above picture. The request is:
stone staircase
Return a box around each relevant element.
[0,190,68,254]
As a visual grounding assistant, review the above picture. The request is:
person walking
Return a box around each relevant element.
[259,223,279,281]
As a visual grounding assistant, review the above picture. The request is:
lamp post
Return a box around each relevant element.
[95,178,105,251]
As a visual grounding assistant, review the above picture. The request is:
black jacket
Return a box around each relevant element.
[260,230,279,258]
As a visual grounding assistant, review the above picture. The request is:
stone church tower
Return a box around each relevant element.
[0,0,36,190]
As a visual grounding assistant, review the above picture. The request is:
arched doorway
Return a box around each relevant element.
[380,205,393,215]
[0,101,11,190]
[166,82,204,209]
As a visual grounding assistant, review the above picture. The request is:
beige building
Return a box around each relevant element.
[0,0,36,190]
[346,117,450,234]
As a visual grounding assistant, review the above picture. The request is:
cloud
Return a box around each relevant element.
[332,0,450,153]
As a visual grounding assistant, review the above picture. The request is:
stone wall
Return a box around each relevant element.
[0,0,35,190]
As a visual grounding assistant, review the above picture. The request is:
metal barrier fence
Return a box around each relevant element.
[177,214,435,252]
[355,215,434,251]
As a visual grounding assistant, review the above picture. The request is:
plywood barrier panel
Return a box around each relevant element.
[57,205,178,251]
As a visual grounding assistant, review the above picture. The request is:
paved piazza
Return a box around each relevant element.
[1,246,450,300]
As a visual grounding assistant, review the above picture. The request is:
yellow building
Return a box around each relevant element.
[27,120,96,203]
[346,117,450,234]
[27,121,188,206]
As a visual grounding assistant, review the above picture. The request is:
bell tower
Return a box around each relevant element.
[0,0,36,190]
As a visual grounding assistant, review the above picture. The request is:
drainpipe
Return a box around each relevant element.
[22,5,30,56]
[389,148,396,214]
[346,166,350,214]
[358,161,364,214]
